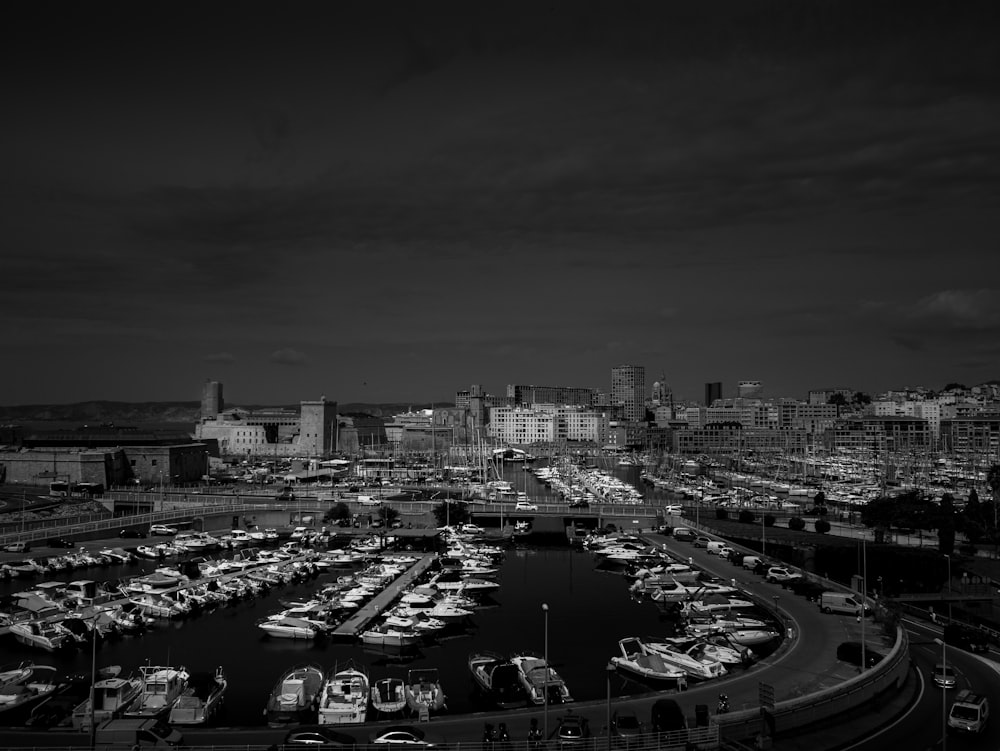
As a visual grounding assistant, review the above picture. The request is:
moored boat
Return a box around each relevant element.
[468,651,525,709]
[404,668,446,718]
[123,665,190,719]
[265,664,323,727]
[71,669,143,730]
[369,677,406,717]
[509,653,573,705]
[609,637,686,684]
[317,661,368,725]
[168,666,227,726]
[0,663,62,724]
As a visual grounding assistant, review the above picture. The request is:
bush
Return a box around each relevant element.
[788,516,805,531]
[764,514,776,527]
[815,518,831,534]
[738,510,756,524]
[715,508,729,520]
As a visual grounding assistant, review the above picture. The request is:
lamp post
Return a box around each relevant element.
[761,510,766,556]
[89,615,98,750]
[606,662,615,751]
[944,554,952,622]
[542,603,549,741]
[934,637,947,751]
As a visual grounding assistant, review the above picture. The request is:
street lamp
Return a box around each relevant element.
[944,554,952,623]
[606,662,615,751]
[88,615,99,750]
[934,637,947,751]
[762,510,766,556]
[542,603,549,741]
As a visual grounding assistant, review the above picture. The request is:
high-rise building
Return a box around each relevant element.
[611,365,646,422]
[201,380,224,418]
[704,382,722,407]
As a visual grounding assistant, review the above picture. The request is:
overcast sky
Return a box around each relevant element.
[3,1,999,407]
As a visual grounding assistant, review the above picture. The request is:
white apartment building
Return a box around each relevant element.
[488,407,556,444]
[872,399,942,437]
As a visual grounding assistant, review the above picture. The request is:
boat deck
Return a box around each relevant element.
[332,554,437,638]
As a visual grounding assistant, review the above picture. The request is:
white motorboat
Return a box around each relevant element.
[640,638,727,679]
[510,653,573,705]
[169,666,228,726]
[678,596,756,616]
[124,665,190,719]
[0,663,61,721]
[257,616,324,641]
[317,661,369,725]
[370,677,407,717]
[383,611,447,634]
[652,636,750,666]
[359,624,421,648]
[9,621,72,652]
[610,637,686,684]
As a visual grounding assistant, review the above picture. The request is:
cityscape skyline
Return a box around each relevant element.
[3,2,998,406]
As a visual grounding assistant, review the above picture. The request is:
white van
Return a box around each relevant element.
[705,541,727,555]
[819,591,868,615]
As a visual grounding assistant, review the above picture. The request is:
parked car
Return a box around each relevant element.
[836,641,885,668]
[610,709,643,747]
[149,524,177,536]
[741,555,764,571]
[765,566,803,585]
[118,528,147,539]
[713,545,735,558]
[2,541,29,553]
[788,578,827,601]
[46,537,75,548]
[650,699,687,733]
[460,524,485,535]
[692,536,713,548]
[368,726,439,748]
[514,501,538,512]
[555,713,590,746]
[284,726,358,748]
[568,499,590,509]
[932,662,957,689]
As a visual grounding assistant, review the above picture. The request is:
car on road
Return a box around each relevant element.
[118,528,147,539]
[713,545,735,558]
[2,541,29,553]
[663,505,683,516]
[765,566,803,585]
[149,524,177,536]
[460,524,485,535]
[284,726,357,748]
[555,713,590,746]
[568,499,590,509]
[368,726,439,748]
[357,496,382,507]
[514,501,538,512]
[932,662,958,689]
[46,537,75,548]
[741,555,764,570]
[692,536,713,548]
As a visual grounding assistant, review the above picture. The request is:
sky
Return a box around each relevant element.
[3,0,999,407]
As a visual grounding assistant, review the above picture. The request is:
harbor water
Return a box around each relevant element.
[0,542,772,727]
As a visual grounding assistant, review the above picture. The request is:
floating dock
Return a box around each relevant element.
[332,553,437,638]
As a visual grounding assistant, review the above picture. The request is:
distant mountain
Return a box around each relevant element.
[0,400,447,424]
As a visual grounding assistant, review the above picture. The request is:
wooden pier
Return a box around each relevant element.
[332,553,438,638]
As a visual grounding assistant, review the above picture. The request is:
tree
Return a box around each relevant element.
[827,394,847,407]
[788,516,805,531]
[764,514,776,527]
[851,392,872,407]
[738,510,756,524]
[815,518,831,534]
[323,502,351,525]
[432,500,470,528]
[378,505,401,528]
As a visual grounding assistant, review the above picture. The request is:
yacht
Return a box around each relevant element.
[124,665,190,719]
[71,670,143,730]
[404,668,446,717]
[168,666,228,726]
[468,651,525,709]
[610,637,686,684]
[510,653,573,705]
[317,661,369,725]
[265,664,324,727]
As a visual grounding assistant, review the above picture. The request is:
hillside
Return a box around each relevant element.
[0,401,445,424]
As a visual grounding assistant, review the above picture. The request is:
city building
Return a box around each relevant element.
[704,382,722,407]
[738,380,763,399]
[611,364,646,422]
[201,379,224,418]
[505,383,597,407]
